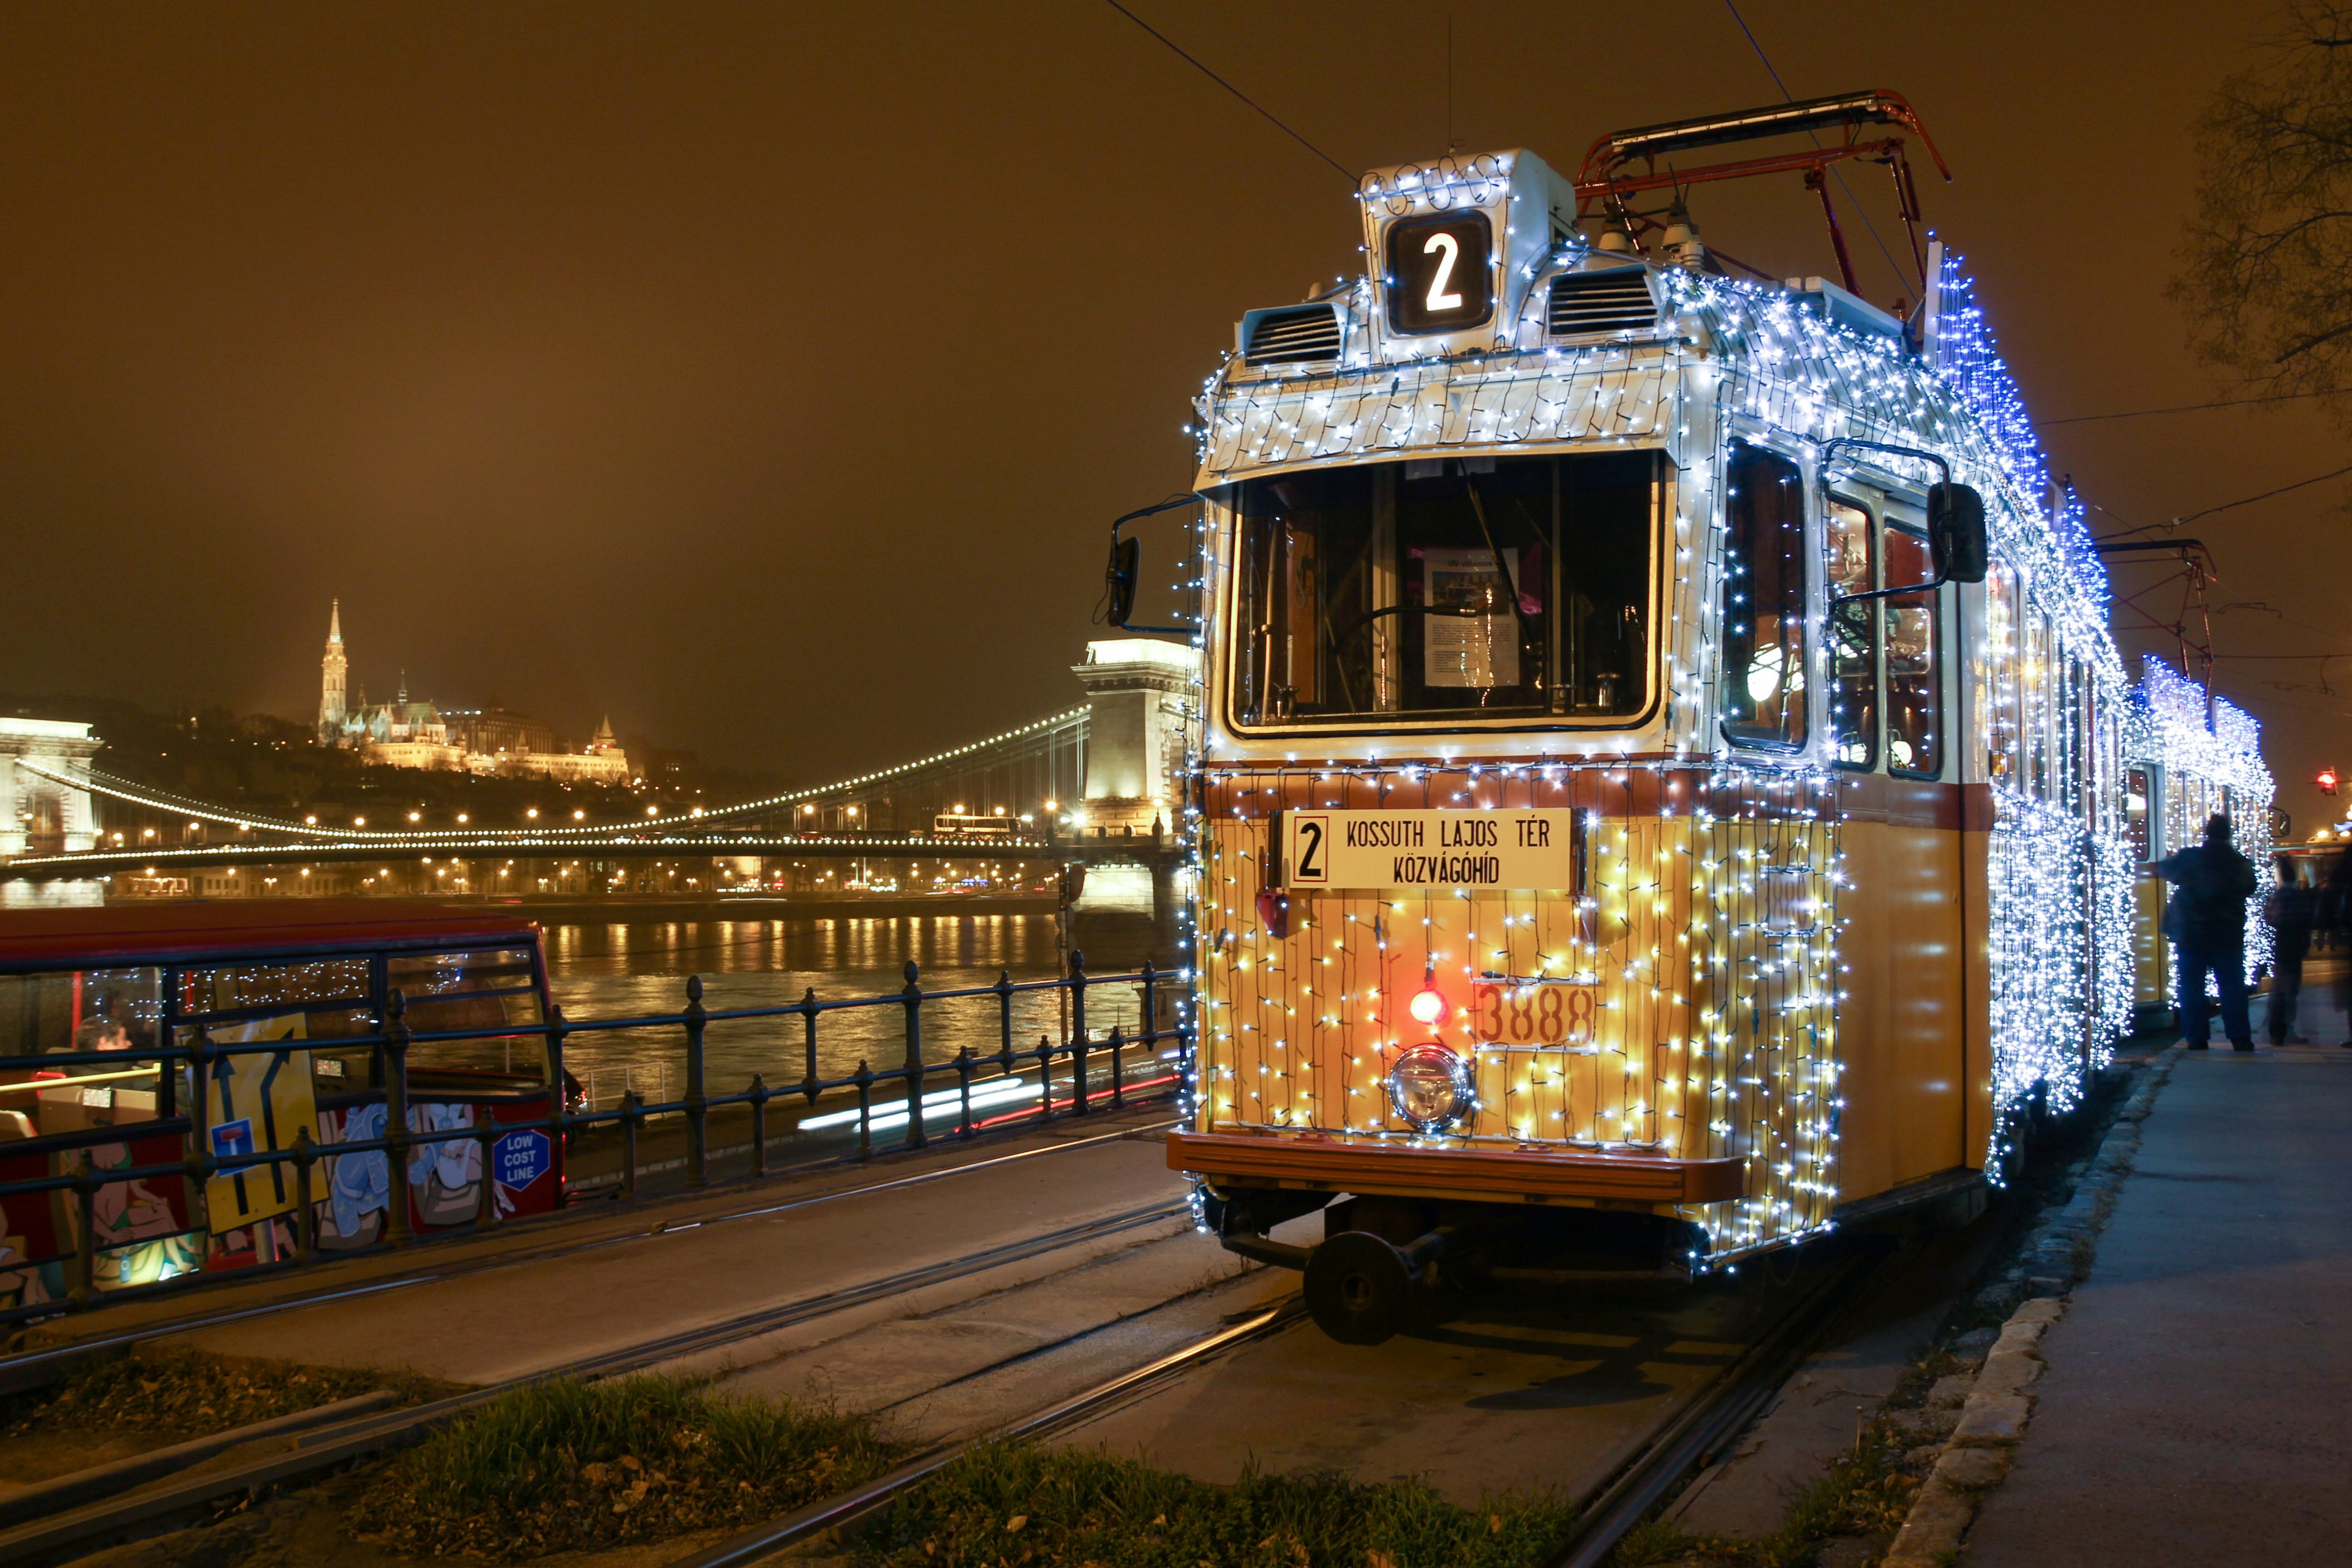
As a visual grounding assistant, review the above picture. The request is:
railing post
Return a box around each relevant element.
[956,1046,974,1139]
[1069,949,1090,1117]
[748,1073,769,1177]
[620,1090,641,1199]
[543,1003,570,1173]
[684,974,709,1188]
[995,968,1014,1068]
[800,987,821,1106]
[475,1120,499,1227]
[853,1060,873,1161]
[900,960,925,1151]
[70,1149,99,1306]
[1140,959,1158,1053]
[292,1128,318,1263]
[1109,1024,1125,1110]
[383,990,413,1246]
[1036,1034,1055,1123]
[184,1026,216,1240]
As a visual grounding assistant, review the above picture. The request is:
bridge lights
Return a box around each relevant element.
[573,809,586,820]
[527,808,539,819]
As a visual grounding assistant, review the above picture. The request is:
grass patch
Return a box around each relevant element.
[0,1346,423,1441]
[346,1374,900,1560]
[1594,1419,1920,1568]
[851,1441,1576,1568]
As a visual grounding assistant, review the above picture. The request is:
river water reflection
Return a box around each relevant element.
[537,914,1155,1107]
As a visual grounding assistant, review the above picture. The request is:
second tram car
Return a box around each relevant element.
[1137,93,2257,1343]
[2124,658,2275,1030]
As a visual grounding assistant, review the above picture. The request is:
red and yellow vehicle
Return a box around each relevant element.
[1,902,561,1313]
[1144,94,2176,1341]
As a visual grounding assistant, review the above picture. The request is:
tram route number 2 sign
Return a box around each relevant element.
[1276,808,1580,891]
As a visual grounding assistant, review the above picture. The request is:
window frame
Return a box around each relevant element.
[1213,451,1668,741]
[1719,440,1811,754]
[1823,493,1879,772]
[1882,519,1945,782]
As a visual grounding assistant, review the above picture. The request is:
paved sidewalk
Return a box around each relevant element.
[1963,1044,2352,1564]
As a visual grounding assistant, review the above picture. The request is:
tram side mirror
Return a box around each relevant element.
[1105,535,1142,627]
[1929,483,1988,584]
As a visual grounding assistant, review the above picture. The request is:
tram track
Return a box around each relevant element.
[669,1293,1311,1568]
[0,1118,1168,1400]
[662,1242,1885,1568]
[1540,1250,1882,1567]
[0,1189,1191,1567]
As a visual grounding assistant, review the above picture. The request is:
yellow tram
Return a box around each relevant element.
[1124,94,2217,1343]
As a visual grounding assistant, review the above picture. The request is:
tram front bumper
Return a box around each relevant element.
[1167,1129,1746,1208]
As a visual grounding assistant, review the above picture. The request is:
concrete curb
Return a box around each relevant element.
[1878,1045,2180,1568]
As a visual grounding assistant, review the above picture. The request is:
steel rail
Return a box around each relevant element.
[669,1294,1310,1568]
[0,1120,1168,1396]
[1541,1250,1882,1568]
[0,1193,1192,1566]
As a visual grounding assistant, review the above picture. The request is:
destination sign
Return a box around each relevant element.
[1278,809,1579,891]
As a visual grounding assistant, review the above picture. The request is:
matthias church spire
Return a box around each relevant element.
[318,598,349,741]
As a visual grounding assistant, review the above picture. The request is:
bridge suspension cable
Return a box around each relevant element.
[14,706,1091,851]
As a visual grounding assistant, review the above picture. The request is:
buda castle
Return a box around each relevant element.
[315,601,630,784]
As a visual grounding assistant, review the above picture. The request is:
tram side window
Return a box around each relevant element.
[1981,565,2018,781]
[1825,498,1875,768]
[1885,526,1942,778]
[1721,444,1807,750]
[2125,767,2150,858]
[2023,609,2052,801]
[1226,452,1656,726]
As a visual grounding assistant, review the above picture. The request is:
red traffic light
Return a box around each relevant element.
[2320,767,2340,797]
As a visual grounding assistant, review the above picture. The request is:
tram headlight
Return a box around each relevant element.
[1387,1044,1471,1132]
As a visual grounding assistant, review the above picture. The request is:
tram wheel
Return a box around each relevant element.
[1304,1231,1415,1345]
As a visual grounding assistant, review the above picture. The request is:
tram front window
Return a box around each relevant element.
[1228,451,1656,726]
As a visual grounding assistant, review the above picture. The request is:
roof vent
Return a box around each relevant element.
[1242,304,1344,365]
[1547,269,1658,337]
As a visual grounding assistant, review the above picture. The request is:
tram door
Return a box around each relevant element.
[2128,766,2169,1023]
[1829,487,1968,1189]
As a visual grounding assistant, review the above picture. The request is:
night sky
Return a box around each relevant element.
[4,2,2340,826]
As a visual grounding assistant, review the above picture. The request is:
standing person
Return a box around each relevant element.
[2264,853,2318,1044]
[2326,842,2352,1045]
[2150,813,2260,1051]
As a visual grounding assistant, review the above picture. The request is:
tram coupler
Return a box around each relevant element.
[1302,1225,1454,1346]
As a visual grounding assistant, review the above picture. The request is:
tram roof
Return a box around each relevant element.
[0,900,541,970]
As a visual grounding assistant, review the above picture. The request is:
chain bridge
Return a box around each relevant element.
[1,639,1196,895]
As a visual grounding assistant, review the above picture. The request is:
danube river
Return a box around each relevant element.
[526,913,1159,1107]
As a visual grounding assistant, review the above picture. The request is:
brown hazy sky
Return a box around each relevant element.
[4,2,2344,823]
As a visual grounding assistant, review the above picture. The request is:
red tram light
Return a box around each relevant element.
[2320,767,2339,797]
[1408,987,1448,1027]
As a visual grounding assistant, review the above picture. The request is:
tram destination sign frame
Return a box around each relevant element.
[1275,808,1581,891]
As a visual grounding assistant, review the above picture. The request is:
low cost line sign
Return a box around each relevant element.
[1278,809,1580,891]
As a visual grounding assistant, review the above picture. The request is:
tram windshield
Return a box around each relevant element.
[1228,451,1657,728]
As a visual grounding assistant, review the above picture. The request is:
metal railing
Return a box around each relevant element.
[0,952,1188,1326]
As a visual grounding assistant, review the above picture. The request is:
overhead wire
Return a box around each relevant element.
[2173,460,2352,526]
[1718,1,1913,292]
[1096,0,1355,185]
[2037,388,2334,425]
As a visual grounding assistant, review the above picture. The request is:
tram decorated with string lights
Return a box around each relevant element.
[1107,92,2264,1344]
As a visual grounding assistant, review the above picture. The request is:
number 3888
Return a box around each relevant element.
[1469,982,1596,1045]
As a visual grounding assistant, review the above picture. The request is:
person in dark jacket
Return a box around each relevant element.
[2264,852,2318,1044]
[2324,842,2352,1046]
[2150,813,2260,1050]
